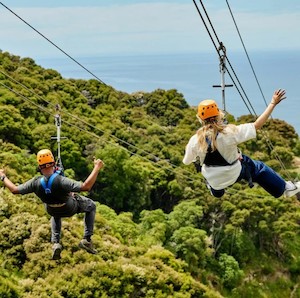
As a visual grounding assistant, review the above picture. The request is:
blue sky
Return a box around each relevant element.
[0,0,299,58]
[0,1,299,132]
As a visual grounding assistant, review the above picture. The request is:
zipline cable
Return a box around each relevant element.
[0,1,293,191]
[225,0,269,108]
[223,1,291,175]
[0,78,270,199]
[0,2,106,85]
[0,2,173,137]
[1,0,276,170]
[0,69,199,179]
[223,2,291,178]
[194,0,257,116]
[0,78,198,183]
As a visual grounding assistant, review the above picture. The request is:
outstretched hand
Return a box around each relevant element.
[271,89,286,105]
[94,158,104,171]
[254,88,287,130]
[0,169,5,176]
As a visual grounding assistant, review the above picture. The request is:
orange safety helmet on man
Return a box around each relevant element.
[37,149,55,167]
[197,99,220,121]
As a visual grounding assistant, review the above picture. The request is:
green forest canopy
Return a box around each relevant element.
[0,50,300,297]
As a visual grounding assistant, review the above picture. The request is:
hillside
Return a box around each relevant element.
[0,50,300,297]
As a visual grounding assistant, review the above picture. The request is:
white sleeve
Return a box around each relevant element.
[222,123,256,146]
[228,123,256,145]
[182,135,198,165]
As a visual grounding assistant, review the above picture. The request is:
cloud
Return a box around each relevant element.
[0,3,299,58]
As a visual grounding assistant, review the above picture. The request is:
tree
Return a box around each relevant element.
[168,200,204,232]
[93,144,153,214]
[169,226,210,273]
[218,253,244,288]
[0,105,32,148]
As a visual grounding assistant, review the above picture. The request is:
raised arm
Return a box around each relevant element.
[80,159,104,191]
[254,89,286,130]
[0,169,19,194]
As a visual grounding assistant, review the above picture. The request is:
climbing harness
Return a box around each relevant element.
[40,172,59,194]
[203,137,237,167]
[195,135,254,189]
[205,140,254,188]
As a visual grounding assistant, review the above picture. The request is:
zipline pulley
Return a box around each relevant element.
[212,42,233,113]
[51,104,67,173]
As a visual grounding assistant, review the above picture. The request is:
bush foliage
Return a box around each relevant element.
[0,50,299,297]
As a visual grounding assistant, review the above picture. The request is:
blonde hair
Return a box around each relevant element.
[196,110,235,152]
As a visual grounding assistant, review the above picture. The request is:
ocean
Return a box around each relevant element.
[36,51,299,134]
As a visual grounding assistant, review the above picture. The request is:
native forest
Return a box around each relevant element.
[0,51,300,297]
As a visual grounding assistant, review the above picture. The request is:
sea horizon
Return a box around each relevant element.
[36,50,299,134]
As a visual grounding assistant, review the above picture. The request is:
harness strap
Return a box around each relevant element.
[55,165,64,176]
[40,172,59,194]
[204,136,236,166]
[201,135,254,189]
[194,156,202,173]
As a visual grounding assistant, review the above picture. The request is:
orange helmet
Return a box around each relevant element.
[197,99,220,120]
[37,149,55,166]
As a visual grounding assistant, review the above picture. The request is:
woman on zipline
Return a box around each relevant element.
[183,89,300,198]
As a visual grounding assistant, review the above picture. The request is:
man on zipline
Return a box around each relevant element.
[183,89,300,198]
[0,149,104,260]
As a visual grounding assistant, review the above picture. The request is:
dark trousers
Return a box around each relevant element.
[46,195,96,243]
[210,155,286,198]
